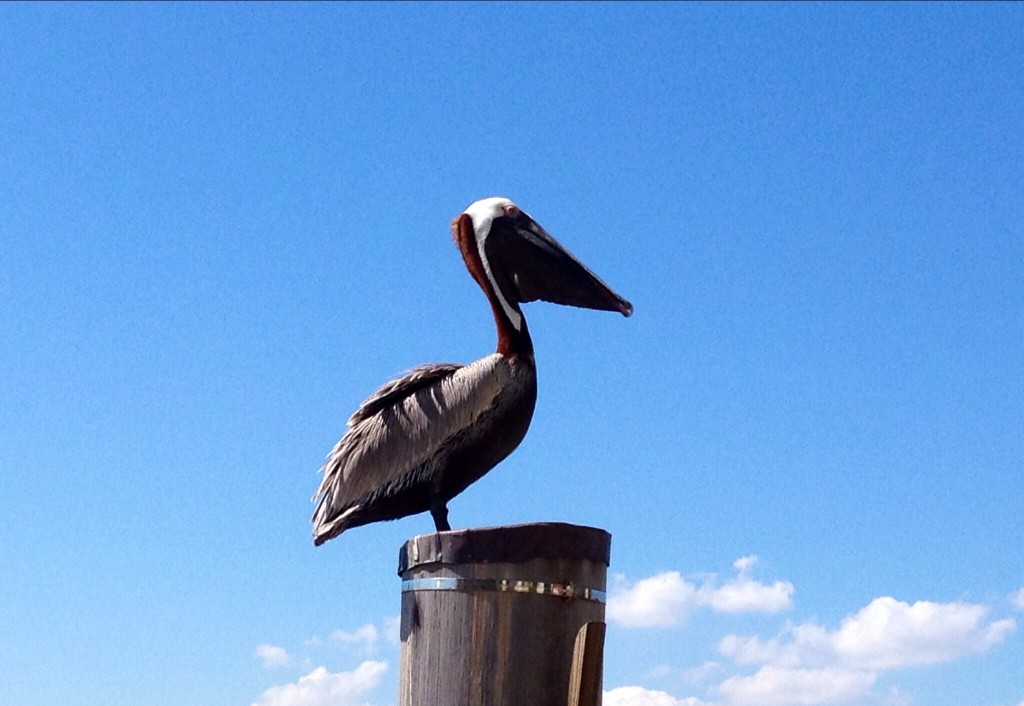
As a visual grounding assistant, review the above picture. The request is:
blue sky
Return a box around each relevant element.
[1,3,1022,706]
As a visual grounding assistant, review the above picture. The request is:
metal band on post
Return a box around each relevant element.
[401,576,607,603]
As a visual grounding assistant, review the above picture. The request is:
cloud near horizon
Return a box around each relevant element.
[253,618,400,705]
[255,644,291,669]
[716,665,876,706]
[718,596,1016,672]
[716,596,1014,705]
[606,594,1015,704]
[301,618,400,656]
[605,685,711,706]
[250,661,387,706]
[327,624,379,653]
[607,556,794,628]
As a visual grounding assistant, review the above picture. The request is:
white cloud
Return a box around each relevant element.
[707,557,793,614]
[251,661,387,706]
[608,571,701,627]
[608,557,793,628]
[305,623,382,655]
[831,597,1016,669]
[328,624,379,653]
[732,556,758,574]
[255,644,291,668]
[717,666,875,706]
[719,597,1015,673]
[720,632,803,669]
[604,685,711,706]
[711,595,1016,705]
[608,561,1017,706]
[682,661,723,685]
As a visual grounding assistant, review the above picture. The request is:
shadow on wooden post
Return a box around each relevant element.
[398,522,610,706]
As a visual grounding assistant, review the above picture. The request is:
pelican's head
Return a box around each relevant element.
[451,196,633,331]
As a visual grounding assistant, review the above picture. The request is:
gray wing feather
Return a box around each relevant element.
[312,354,510,531]
[346,363,463,427]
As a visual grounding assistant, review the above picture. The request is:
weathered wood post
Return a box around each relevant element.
[398,522,610,706]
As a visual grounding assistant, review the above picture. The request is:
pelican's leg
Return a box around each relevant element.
[430,499,451,532]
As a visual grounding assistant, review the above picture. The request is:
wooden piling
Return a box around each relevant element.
[398,522,610,706]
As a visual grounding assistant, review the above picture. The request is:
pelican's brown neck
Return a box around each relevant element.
[451,213,534,359]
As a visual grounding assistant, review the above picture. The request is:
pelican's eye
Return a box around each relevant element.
[501,203,522,218]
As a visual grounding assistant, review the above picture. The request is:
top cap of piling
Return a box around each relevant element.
[398,522,612,576]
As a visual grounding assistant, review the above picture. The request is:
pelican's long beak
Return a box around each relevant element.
[489,214,633,317]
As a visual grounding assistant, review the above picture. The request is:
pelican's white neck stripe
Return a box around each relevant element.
[463,197,523,332]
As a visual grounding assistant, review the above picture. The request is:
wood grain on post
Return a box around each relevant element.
[398,522,610,706]
[568,621,606,706]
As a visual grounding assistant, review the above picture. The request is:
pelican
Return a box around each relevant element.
[311,197,632,545]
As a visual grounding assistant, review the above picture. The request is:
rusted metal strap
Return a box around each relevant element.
[401,577,607,603]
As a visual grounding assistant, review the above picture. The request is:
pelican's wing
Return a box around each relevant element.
[345,363,463,427]
[312,354,510,542]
